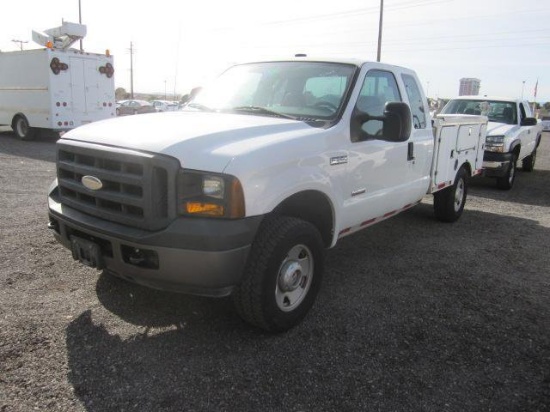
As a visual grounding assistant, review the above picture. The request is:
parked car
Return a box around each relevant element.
[152,100,179,112]
[541,117,550,132]
[116,100,156,116]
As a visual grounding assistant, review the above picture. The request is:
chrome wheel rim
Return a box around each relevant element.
[275,244,313,312]
[454,178,465,212]
[16,119,27,137]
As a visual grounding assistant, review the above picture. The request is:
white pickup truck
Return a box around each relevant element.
[48,58,487,331]
[441,96,542,189]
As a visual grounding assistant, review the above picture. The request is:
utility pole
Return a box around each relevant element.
[78,0,83,51]
[129,42,134,99]
[11,39,28,51]
[377,0,384,62]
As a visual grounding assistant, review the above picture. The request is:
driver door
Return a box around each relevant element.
[342,69,414,230]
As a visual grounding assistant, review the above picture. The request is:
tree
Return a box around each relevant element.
[544,102,550,111]
[115,87,130,100]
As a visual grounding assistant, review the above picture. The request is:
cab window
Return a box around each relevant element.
[402,74,426,129]
[354,70,402,139]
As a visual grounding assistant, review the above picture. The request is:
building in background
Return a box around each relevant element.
[459,78,481,96]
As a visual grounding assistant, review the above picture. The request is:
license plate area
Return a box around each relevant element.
[71,236,104,269]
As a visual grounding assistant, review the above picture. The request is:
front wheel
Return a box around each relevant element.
[434,166,468,223]
[496,154,517,190]
[232,216,325,332]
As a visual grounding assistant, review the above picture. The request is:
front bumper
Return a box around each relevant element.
[482,151,513,178]
[48,187,263,297]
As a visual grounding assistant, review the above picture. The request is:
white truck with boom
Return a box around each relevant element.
[0,22,115,140]
[48,58,487,331]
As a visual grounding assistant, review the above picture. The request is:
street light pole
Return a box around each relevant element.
[129,42,134,99]
[521,80,526,99]
[377,0,384,62]
[78,0,83,51]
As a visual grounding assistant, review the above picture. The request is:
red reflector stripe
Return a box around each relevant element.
[339,228,351,236]
[383,211,396,218]
[360,218,376,227]
[437,182,446,189]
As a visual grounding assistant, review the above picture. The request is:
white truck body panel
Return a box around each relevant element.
[431,115,486,190]
[0,48,115,131]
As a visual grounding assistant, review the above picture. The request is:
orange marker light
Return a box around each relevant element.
[186,202,224,216]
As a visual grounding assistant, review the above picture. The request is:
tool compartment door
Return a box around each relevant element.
[431,115,487,192]
[433,124,458,188]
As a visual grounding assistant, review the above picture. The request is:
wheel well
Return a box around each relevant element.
[461,161,472,176]
[509,141,521,158]
[272,190,334,248]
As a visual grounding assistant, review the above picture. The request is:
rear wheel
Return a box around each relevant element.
[13,116,37,141]
[434,166,468,223]
[496,154,517,190]
[522,149,536,172]
[232,216,325,332]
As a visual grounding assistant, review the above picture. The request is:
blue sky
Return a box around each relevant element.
[1,0,549,102]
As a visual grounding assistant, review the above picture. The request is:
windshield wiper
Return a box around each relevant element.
[230,106,297,120]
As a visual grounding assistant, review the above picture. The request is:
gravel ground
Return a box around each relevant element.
[1,128,549,412]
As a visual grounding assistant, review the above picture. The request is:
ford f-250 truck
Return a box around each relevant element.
[48,58,487,331]
[441,96,542,189]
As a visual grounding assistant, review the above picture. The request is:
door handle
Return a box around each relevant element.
[407,142,415,161]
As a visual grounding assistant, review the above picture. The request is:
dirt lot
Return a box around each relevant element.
[1,128,549,412]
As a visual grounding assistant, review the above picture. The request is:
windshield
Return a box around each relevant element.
[441,99,517,125]
[189,61,357,122]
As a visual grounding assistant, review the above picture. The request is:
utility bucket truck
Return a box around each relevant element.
[0,22,115,140]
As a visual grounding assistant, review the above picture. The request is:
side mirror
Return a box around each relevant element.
[521,117,537,126]
[383,102,412,142]
[350,101,412,142]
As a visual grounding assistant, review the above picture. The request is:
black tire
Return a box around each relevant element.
[496,154,517,190]
[232,216,325,332]
[434,166,468,223]
[522,149,536,172]
[13,116,37,141]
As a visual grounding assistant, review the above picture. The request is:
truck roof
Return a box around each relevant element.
[233,56,416,73]
[451,95,523,103]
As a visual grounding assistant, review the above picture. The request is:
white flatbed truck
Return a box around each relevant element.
[0,22,115,140]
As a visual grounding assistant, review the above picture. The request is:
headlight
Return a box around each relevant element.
[485,135,504,144]
[176,170,245,218]
[485,135,505,152]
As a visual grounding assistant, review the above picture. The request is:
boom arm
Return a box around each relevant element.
[32,21,87,50]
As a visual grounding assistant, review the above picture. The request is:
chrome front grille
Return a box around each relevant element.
[56,141,179,231]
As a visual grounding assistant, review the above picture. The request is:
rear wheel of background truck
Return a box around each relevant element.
[12,115,37,141]
[232,216,325,332]
[496,154,517,190]
[434,166,468,223]
[522,149,536,172]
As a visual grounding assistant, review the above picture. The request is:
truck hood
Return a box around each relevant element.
[62,111,319,172]
[486,121,517,136]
